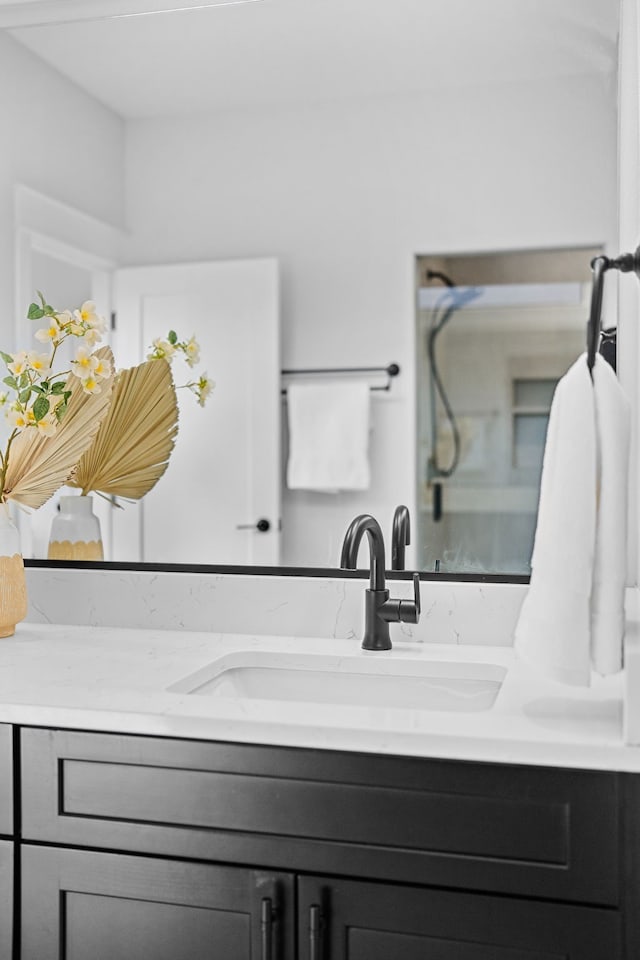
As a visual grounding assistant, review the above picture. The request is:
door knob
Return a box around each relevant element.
[236,518,271,532]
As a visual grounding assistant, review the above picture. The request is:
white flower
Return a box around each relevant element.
[5,408,31,431]
[80,376,102,395]
[35,318,62,344]
[34,414,57,437]
[92,354,112,380]
[7,351,28,377]
[149,338,176,361]
[74,301,101,327]
[27,352,51,375]
[71,346,98,380]
[72,301,106,342]
[195,373,214,407]
[55,310,74,328]
[183,336,200,368]
[82,327,102,347]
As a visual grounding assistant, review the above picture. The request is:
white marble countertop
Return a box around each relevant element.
[0,620,636,773]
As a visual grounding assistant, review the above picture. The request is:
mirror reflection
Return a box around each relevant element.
[1,0,620,571]
[415,248,600,575]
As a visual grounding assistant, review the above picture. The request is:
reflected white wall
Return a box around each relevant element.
[121,73,617,566]
[0,32,125,331]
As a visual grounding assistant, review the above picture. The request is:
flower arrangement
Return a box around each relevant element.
[0,293,115,509]
[0,294,213,633]
[67,327,214,503]
[0,292,213,511]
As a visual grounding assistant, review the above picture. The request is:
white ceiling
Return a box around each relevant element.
[8,0,619,120]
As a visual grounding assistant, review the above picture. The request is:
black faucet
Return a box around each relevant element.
[340,514,421,651]
[391,505,410,570]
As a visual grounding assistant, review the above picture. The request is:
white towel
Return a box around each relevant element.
[286,381,371,492]
[514,353,630,687]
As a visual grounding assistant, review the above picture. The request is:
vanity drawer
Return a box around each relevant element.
[0,725,12,837]
[21,727,619,906]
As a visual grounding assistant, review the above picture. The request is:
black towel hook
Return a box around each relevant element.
[587,245,640,373]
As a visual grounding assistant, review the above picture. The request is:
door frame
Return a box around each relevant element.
[13,185,122,558]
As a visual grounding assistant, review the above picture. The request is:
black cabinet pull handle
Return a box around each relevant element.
[309,903,323,960]
[236,518,271,532]
[261,897,273,960]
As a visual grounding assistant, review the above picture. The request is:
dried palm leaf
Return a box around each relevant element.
[4,346,115,510]
[69,358,179,500]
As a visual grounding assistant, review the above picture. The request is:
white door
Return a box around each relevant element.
[113,258,281,565]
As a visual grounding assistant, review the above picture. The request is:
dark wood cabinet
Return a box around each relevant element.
[20,846,621,960]
[21,845,294,960]
[13,725,636,959]
[298,875,620,960]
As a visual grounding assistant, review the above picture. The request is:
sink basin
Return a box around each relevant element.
[170,651,506,713]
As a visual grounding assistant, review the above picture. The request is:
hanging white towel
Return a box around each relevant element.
[591,355,631,674]
[286,381,371,492]
[514,353,630,687]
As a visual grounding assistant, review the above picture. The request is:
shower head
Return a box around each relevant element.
[425,268,455,288]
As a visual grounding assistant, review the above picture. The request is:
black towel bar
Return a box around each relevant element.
[281,363,400,395]
[587,246,640,372]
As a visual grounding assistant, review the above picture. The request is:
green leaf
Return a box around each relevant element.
[18,388,31,404]
[50,381,66,394]
[18,373,29,389]
[54,402,67,423]
[32,396,50,422]
[2,376,17,390]
[37,291,53,313]
[27,303,44,320]
[0,351,13,366]
[168,330,178,345]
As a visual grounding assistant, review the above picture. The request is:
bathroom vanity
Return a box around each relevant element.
[0,601,635,960]
[11,725,632,959]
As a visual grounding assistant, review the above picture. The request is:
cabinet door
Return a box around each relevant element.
[298,876,620,960]
[22,845,294,960]
[0,841,12,960]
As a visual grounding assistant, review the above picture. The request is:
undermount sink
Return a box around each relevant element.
[169,651,507,713]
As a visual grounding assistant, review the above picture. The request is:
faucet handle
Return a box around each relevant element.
[377,573,421,633]
[398,573,421,624]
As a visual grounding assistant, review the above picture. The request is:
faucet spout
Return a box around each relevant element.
[339,514,386,591]
[391,505,410,570]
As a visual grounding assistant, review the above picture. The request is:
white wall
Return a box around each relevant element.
[122,72,617,566]
[0,31,125,341]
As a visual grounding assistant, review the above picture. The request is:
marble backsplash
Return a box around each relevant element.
[24,567,527,646]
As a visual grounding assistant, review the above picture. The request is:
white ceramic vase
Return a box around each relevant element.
[0,502,27,637]
[48,495,104,561]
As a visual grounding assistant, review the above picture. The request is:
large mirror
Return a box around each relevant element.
[0,0,620,572]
